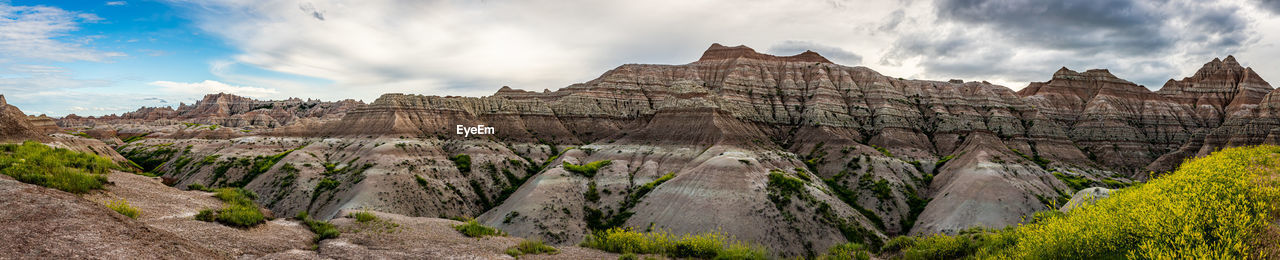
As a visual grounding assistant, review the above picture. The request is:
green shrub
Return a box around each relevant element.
[505,239,559,257]
[216,203,265,227]
[454,219,505,238]
[202,188,266,228]
[563,160,612,178]
[297,212,340,242]
[103,199,140,219]
[617,253,638,260]
[1051,171,1089,191]
[584,181,600,202]
[450,154,472,174]
[348,211,378,223]
[880,235,916,252]
[195,209,215,222]
[872,179,892,200]
[766,170,805,196]
[0,141,118,193]
[579,228,767,259]
[213,187,258,205]
[872,145,893,158]
[895,227,1018,260]
[316,178,340,191]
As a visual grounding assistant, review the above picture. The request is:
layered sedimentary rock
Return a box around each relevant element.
[1018,68,1202,172]
[57,93,364,128]
[1148,57,1276,172]
[104,44,1280,257]
[0,95,48,142]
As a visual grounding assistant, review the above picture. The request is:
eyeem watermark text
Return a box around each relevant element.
[457,124,495,137]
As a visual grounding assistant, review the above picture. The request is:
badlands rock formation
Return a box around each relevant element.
[53,44,1279,257]
[0,95,47,142]
[58,93,363,129]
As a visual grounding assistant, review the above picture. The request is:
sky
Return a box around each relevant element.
[3,0,1280,117]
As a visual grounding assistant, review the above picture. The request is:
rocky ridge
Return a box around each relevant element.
[58,93,364,129]
[62,44,1279,257]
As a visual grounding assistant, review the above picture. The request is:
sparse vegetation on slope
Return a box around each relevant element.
[296,212,339,242]
[564,160,612,178]
[584,172,676,231]
[230,148,299,187]
[450,154,472,174]
[0,141,119,193]
[196,188,267,228]
[886,145,1280,259]
[819,242,871,260]
[505,239,559,258]
[579,227,768,259]
[103,199,141,219]
[348,211,378,223]
[454,219,506,238]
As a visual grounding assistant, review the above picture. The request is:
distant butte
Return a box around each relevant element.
[697,43,832,63]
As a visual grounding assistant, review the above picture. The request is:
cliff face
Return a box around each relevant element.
[306,44,1109,246]
[1017,68,1202,171]
[0,95,47,142]
[103,44,1280,257]
[1146,57,1276,172]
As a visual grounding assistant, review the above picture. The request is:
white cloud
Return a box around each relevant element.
[0,3,123,62]
[149,80,279,98]
[152,0,1279,100]
[106,1,128,6]
[160,0,903,100]
[880,0,1271,89]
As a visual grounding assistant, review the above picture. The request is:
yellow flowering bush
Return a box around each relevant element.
[891,145,1280,259]
[1005,145,1280,259]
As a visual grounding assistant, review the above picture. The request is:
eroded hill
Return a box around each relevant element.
[55,44,1280,257]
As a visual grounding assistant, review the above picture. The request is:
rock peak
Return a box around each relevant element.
[1053,67,1078,77]
[0,94,5,106]
[697,43,832,63]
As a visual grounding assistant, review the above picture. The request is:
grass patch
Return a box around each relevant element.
[348,211,378,223]
[454,219,506,238]
[202,188,266,228]
[564,160,612,178]
[820,242,871,260]
[1051,171,1090,191]
[195,209,215,222]
[767,169,806,195]
[872,145,893,158]
[450,154,472,174]
[505,239,559,258]
[103,199,140,219]
[0,141,119,194]
[579,227,767,259]
[216,203,265,228]
[296,212,340,242]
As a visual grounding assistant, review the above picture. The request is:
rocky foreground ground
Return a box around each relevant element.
[0,171,616,259]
